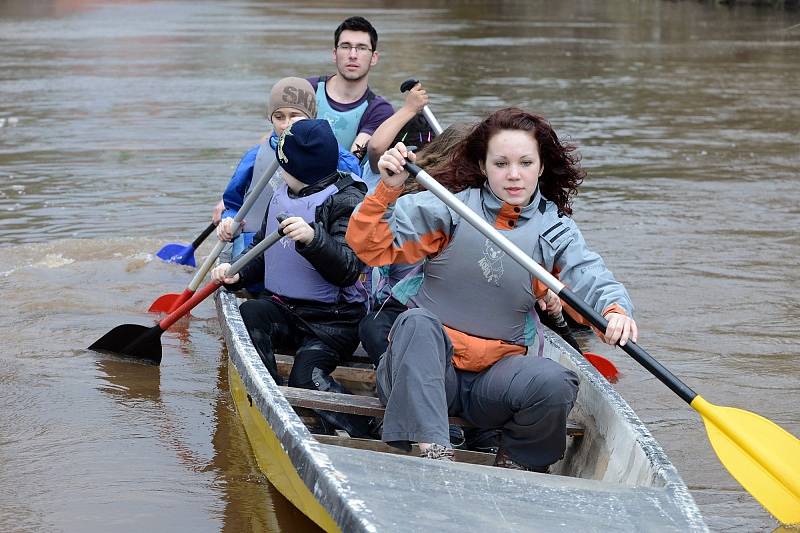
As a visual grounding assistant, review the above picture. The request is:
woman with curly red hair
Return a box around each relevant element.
[346,107,637,471]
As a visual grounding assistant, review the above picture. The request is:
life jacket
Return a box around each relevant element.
[263,174,367,305]
[315,75,374,150]
[240,138,282,240]
[410,187,544,371]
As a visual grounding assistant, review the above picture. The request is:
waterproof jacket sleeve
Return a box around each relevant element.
[337,146,363,177]
[541,216,634,318]
[221,145,260,220]
[345,181,458,266]
[295,183,367,287]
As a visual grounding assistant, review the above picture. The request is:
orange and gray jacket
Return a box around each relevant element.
[346,181,633,370]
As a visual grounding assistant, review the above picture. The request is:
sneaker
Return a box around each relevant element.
[419,443,455,462]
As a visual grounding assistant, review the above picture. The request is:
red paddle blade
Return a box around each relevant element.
[584,352,619,382]
[88,324,163,365]
[148,288,193,314]
[148,293,180,313]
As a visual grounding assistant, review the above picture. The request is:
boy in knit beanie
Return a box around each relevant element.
[212,118,372,438]
[215,77,362,258]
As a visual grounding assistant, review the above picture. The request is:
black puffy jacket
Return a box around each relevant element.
[225,171,368,354]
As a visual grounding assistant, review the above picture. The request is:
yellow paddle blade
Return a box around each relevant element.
[691,395,800,524]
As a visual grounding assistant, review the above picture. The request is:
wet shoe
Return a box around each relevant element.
[464,427,500,454]
[493,448,548,473]
[368,417,384,440]
[449,424,466,448]
[419,443,455,462]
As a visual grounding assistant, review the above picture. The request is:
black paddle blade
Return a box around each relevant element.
[89,324,163,365]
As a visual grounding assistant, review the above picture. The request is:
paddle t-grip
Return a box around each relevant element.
[276,213,289,234]
[384,148,417,177]
[400,78,419,93]
[399,79,443,136]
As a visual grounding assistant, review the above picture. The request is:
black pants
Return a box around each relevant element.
[358,297,407,367]
[239,297,371,437]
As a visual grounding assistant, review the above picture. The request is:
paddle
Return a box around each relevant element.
[401,84,620,382]
[155,221,217,267]
[149,159,280,313]
[90,217,287,365]
[404,161,800,524]
[548,311,620,382]
[400,78,444,137]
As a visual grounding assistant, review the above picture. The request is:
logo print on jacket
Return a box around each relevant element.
[478,238,505,286]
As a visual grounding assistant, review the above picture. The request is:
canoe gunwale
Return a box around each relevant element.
[540,328,706,529]
[216,289,372,532]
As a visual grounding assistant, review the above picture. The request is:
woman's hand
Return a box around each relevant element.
[378,142,416,189]
[537,289,563,316]
[403,82,429,114]
[216,217,242,241]
[602,313,638,347]
[280,216,314,245]
[211,262,240,285]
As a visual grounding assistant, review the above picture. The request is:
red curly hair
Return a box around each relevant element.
[437,108,584,215]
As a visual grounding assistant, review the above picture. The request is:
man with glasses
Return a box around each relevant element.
[307,16,394,159]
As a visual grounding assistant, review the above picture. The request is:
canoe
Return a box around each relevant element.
[215,289,708,532]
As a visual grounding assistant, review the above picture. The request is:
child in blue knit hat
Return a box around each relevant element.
[212,118,372,437]
[215,77,363,261]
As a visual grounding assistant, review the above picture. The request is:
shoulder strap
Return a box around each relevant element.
[319,73,373,104]
[333,173,356,192]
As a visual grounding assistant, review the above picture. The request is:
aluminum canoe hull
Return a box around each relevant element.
[215,290,707,532]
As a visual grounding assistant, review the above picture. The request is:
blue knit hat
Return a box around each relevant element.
[276,119,338,185]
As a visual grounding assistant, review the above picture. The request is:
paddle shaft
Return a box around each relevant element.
[423,107,443,136]
[159,227,283,330]
[406,163,697,404]
[399,79,444,137]
[190,221,217,250]
[188,159,280,292]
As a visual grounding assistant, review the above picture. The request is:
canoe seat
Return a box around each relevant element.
[314,434,500,466]
[276,354,375,386]
[278,385,585,437]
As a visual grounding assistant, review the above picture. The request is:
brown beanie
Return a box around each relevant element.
[268,77,317,120]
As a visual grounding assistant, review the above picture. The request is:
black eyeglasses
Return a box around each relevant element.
[336,43,373,54]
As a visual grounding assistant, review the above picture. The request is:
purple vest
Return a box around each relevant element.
[263,180,366,305]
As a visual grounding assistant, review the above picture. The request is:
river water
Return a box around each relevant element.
[1,1,798,531]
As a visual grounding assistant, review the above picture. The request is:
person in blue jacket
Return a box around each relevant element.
[216,77,362,259]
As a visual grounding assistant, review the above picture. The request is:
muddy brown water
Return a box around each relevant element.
[1,1,799,531]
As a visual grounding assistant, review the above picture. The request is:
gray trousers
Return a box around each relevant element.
[376,308,579,469]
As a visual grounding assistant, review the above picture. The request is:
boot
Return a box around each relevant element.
[312,368,373,438]
[493,447,548,473]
